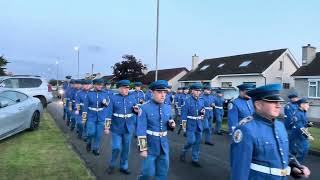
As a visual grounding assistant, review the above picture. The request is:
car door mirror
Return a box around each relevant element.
[0,101,9,108]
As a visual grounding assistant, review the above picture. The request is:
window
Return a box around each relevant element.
[279,61,283,70]
[19,78,42,88]
[243,82,256,88]
[3,78,19,88]
[0,96,16,106]
[217,63,224,68]
[0,91,21,105]
[16,92,28,102]
[308,81,320,98]
[200,65,210,71]
[283,83,290,89]
[239,61,251,67]
[221,82,232,88]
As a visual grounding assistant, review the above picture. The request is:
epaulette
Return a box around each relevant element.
[239,116,253,126]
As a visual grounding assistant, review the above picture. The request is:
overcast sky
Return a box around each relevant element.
[1,0,319,80]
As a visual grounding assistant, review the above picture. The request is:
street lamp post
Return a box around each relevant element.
[56,61,59,89]
[155,0,160,81]
[74,46,80,79]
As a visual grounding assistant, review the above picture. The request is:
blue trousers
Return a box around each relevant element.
[203,113,213,143]
[290,139,310,163]
[70,111,76,129]
[75,114,85,139]
[214,111,223,133]
[63,107,67,120]
[138,153,169,180]
[86,118,104,151]
[109,132,132,170]
[182,131,202,162]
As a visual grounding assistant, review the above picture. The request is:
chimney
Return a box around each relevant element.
[192,54,199,70]
[302,44,316,66]
[142,68,148,75]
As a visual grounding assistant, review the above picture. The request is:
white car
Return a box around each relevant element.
[0,89,43,140]
[0,75,53,107]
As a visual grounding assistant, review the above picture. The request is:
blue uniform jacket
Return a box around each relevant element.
[136,100,172,156]
[178,93,190,107]
[104,89,114,97]
[230,113,289,180]
[62,82,70,91]
[145,90,153,102]
[284,102,299,130]
[75,90,89,114]
[130,90,145,104]
[106,93,137,134]
[228,96,254,124]
[291,109,309,142]
[164,92,173,105]
[181,96,205,132]
[64,87,72,108]
[70,88,81,111]
[82,90,109,122]
[213,95,225,115]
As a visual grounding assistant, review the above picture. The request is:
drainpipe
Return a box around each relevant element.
[261,74,266,85]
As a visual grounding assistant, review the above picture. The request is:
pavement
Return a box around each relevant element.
[48,99,320,180]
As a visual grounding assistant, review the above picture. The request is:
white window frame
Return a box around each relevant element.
[217,63,225,68]
[308,79,320,99]
[200,65,210,71]
[239,61,251,67]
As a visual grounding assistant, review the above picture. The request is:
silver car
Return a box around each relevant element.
[0,88,43,140]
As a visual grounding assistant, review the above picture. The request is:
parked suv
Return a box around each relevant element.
[0,75,53,107]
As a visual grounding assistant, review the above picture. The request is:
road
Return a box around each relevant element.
[48,99,320,180]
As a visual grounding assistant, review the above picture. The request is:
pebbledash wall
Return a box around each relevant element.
[294,78,320,121]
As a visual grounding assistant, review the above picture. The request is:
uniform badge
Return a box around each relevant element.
[233,129,243,143]
[228,103,233,110]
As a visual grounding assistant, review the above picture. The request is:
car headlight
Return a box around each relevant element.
[58,89,64,95]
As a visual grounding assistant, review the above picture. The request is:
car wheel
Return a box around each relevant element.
[29,111,40,131]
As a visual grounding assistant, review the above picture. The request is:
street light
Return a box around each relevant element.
[56,61,59,90]
[74,46,80,79]
[155,0,160,81]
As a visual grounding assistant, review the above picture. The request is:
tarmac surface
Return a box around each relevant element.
[48,99,320,180]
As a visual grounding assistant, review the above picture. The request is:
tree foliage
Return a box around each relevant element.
[112,55,147,82]
[0,56,9,76]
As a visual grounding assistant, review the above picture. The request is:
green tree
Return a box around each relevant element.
[112,55,147,82]
[0,56,9,76]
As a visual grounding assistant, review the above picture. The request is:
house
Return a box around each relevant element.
[101,75,115,83]
[179,49,299,98]
[141,67,189,91]
[292,44,320,120]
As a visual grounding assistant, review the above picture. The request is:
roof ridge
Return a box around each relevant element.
[203,48,287,61]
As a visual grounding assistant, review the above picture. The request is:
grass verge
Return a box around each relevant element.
[0,110,95,180]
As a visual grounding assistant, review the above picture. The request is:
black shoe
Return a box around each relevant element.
[119,169,131,175]
[92,150,100,156]
[180,154,186,162]
[86,143,91,152]
[191,161,202,168]
[66,120,70,126]
[108,166,115,174]
[205,142,215,146]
